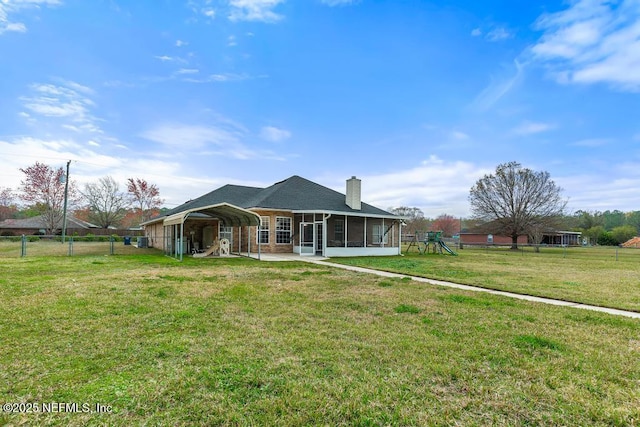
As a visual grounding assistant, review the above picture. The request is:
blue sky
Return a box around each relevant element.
[1,0,639,217]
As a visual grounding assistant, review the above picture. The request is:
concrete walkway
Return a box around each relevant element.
[295,258,640,320]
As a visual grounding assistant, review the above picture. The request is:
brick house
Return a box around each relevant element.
[142,176,403,259]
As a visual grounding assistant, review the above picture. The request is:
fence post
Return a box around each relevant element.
[21,234,26,257]
[616,246,618,261]
[68,236,73,256]
[110,236,114,255]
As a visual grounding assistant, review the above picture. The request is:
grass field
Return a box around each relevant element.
[331,245,640,313]
[1,253,639,426]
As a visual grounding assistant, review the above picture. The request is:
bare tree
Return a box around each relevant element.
[81,176,129,228]
[19,162,78,234]
[0,187,18,221]
[126,177,163,224]
[469,161,566,249]
[389,206,431,236]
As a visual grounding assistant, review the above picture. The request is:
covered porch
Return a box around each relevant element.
[292,212,402,257]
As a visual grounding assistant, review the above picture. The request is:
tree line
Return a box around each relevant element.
[0,162,164,235]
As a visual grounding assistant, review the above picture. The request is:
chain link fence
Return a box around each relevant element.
[0,235,158,258]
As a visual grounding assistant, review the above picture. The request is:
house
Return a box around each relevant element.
[459,233,528,246]
[459,230,582,246]
[142,176,403,259]
[0,215,100,236]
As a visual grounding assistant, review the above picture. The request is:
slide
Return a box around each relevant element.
[193,240,220,258]
[438,240,458,256]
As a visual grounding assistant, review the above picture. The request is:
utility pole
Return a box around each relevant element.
[61,160,71,243]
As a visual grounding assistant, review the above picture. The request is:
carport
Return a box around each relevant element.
[162,202,262,261]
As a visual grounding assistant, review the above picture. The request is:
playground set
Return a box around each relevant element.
[405,231,457,256]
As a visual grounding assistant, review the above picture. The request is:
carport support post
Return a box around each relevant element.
[180,221,184,262]
[21,234,26,257]
[247,226,251,257]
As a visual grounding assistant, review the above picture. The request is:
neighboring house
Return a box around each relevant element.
[459,233,528,246]
[539,230,582,246]
[142,176,403,258]
[460,230,582,246]
[0,215,100,236]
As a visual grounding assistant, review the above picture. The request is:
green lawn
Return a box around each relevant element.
[331,246,640,312]
[1,253,638,425]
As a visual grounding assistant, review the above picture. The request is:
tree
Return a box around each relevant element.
[81,176,129,228]
[19,162,78,234]
[431,214,460,237]
[0,187,18,221]
[603,210,625,230]
[389,206,431,236]
[126,178,163,224]
[573,210,604,230]
[469,161,566,249]
[626,211,640,235]
[610,225,637,244]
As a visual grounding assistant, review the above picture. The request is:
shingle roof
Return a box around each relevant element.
[155,175,396,222]
[0,215,99,229]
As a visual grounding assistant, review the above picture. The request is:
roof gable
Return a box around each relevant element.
[247,176,393,215]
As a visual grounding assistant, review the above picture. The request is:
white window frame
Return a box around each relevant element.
[335,219,344,242]
[219,223,233,242]
[372,224,388,244]
[258,216,270,244]
[275,216,292,244]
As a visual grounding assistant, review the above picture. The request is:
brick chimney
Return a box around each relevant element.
[346,176,361,210]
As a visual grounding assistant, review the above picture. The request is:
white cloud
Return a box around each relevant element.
[260,126,291,142]
[531,0,640,90]
[182,72,263,83]
[450,131,469,140]
[512,121,555,135]
[470,59,524,111]
[471,28,482,37]
[319,156,490,218]
[228,0,285,23]
[140,121,285,161]
[176,68,199,75]
[571,138,611,147]
[175,39,187,47]
[154,55,186,63]
[321,0,359,6]
[486,26,513,41]
[202,7,215,18]
[20,81,99,129]
[228,35,237,47]
[0,0,61,35]
[1,22,26,33]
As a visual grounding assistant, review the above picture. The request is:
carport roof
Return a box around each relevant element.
[162,202,261,227]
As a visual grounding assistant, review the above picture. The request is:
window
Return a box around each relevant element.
[258,216,270,244]
[372,224,388,244]
[334,219,344,242]
[219,223,232,242]
[275,217,292,244]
